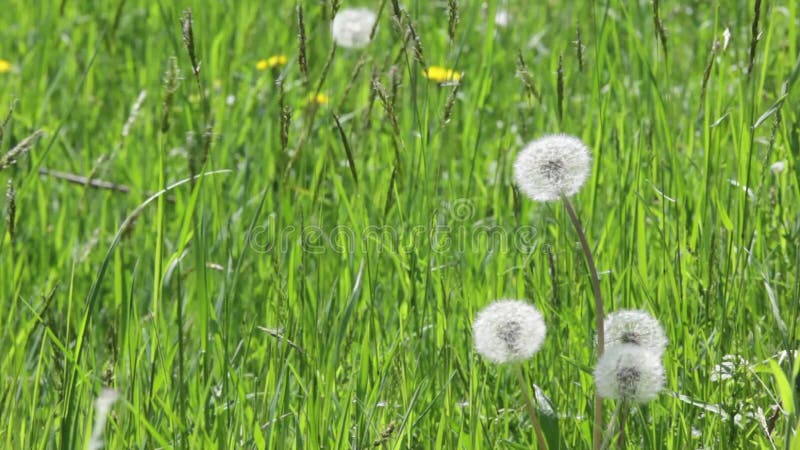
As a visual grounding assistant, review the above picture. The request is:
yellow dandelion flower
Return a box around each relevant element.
[256,55,288,71]
[0,59,12,74]
[423,66,462,83]
[307,93,329,105]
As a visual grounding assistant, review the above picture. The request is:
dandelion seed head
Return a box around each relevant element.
[710,354,749,382]
[88,388,121,450]
[722,27,731,51]
[615,366,642,399]
[472,299,546,364]
[513,134,591,202]
[770,161,786,174]
[494,9,510,27]
[594,344,664,404]
[604,309,668,356]
[331,8,377,49]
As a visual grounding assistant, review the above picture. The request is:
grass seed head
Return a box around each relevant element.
[0,100,15,144]
[0,129,44,170]
[121,90,147,139]
[442,81,460,125]
[160,57,182,134]
[296,5,309,82]
[447,0,459,40]
[5,179,14,241]
[513,134,591,202]
[331,8,377,49]
[403,10,426,67]
[604,309,668,356]
[180,9,200,76]
[594,344,664,404]
[473,299,546,364]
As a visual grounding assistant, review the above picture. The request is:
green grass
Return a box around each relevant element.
[1,0,799,448]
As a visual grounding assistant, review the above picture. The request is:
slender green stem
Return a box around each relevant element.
[600,401,625,450]
[561,195,605,350]
[561,195,605,450]
[616,404,629,449]
[513,364,549,449]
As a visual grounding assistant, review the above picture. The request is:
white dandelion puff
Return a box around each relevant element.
[331,8,377,49]
[770,161,785,174]
[472,299,546,364]
[513,134,592,202]
[594,344,665,404]
[88,388,121,450]
[710,354,749,382]
[722,27,731,51]
[494,9,510,27]
[604,309,668,356]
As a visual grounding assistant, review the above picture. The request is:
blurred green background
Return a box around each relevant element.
[0,0,798,448]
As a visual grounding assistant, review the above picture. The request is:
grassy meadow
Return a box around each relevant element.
[1,0,799,448]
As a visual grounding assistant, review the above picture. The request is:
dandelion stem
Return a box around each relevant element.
[616,404,629,449]
[561,196,605,350]
[600,401,625,450]
[513,364,548,449]
[561,194,605,450]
